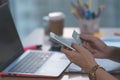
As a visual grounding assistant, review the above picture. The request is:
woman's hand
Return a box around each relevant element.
[61,43,97,73]
[80,34,114,59]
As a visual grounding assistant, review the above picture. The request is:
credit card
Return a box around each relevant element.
[72,30,82,45]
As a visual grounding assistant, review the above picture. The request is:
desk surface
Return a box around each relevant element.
[11,27,120,80]
[22,27,120,47]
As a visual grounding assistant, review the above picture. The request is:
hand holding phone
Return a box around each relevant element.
[50,32,75,51]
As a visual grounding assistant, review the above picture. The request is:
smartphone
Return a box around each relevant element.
[72,30,82,45]
[50,32,75,51]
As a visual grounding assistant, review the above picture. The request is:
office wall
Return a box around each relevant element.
[9,0,120,39]
[98,0,120,27]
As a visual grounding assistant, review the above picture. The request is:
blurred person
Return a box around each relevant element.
[61,34,119,80]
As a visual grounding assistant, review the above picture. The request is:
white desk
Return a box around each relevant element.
[20,27,120,80]
[63,27,120,38]
[22,27,120,47]
[1,27,119,80]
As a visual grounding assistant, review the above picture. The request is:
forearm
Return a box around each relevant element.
[107,46,120,62]
[95,68,118,80]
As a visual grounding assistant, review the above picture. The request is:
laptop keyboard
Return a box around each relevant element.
[9,51,53,73]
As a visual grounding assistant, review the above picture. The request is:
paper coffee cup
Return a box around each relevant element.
[49,12,65,36]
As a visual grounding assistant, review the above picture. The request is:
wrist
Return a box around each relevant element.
[88,64,105,80]
[107,46,120,61]
[105,46,115,59]
[83,63,98,73]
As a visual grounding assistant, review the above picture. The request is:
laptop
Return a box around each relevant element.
[0,2,70,78]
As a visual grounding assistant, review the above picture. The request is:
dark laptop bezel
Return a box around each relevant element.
[0,2,24,71]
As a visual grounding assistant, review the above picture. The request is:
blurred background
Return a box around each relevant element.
[8,0,120,39]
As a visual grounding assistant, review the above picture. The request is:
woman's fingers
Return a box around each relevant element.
[80,34,96,41]
[72,43,87,54]
[61,46,76,58]
[83,42,95,54]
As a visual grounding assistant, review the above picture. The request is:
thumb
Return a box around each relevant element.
[80,34,95,42]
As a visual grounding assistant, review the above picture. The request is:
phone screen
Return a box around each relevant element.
[50,32,75,50]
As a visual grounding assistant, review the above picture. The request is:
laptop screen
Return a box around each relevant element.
[0,2,24,71]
